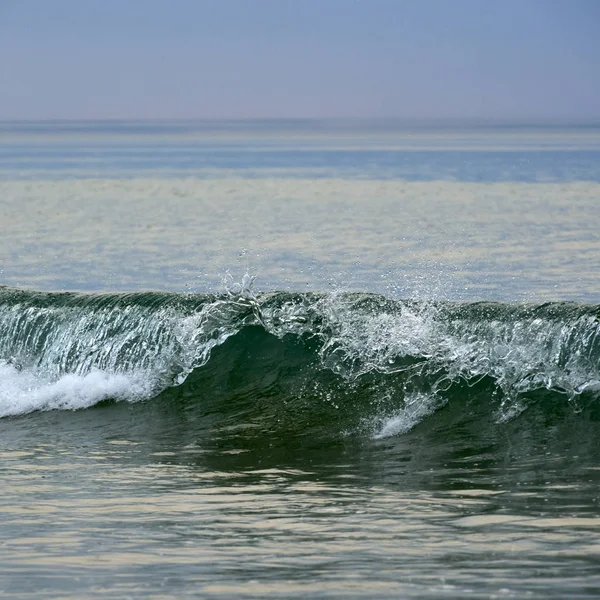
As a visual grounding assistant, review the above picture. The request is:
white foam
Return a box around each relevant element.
[0,361,155,418]
[373,392,445,439]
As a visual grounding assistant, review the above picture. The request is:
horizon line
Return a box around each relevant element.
[1,116,599,126]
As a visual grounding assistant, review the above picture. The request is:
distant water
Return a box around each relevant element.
[1,121,600,599]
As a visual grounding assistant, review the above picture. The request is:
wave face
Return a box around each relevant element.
[1,286,599,437]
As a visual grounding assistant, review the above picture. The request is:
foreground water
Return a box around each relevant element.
[1,121,600,598]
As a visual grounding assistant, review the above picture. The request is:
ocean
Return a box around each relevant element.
[1,120,600,598]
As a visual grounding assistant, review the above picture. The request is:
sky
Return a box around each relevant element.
[0,0,599,121]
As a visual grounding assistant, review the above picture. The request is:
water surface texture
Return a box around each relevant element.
[1,121,600,598]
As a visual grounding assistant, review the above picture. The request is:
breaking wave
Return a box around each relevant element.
[1,285,599,438]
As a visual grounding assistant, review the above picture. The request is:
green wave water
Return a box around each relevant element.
[1,285,599,440]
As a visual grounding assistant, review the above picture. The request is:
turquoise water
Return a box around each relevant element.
[1,121,600,598]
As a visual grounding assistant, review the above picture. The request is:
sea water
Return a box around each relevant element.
[0,120,600,598]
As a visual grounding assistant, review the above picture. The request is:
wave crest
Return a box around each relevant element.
[0,286,599,431]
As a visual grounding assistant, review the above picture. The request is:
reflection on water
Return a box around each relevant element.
[1,178,599,301]
[1,392,600,599]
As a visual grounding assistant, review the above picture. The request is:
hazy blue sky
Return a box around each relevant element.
[1,0,599,120]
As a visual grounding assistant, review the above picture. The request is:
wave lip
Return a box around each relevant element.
[0,286,259,417]
[0,286,599,430]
